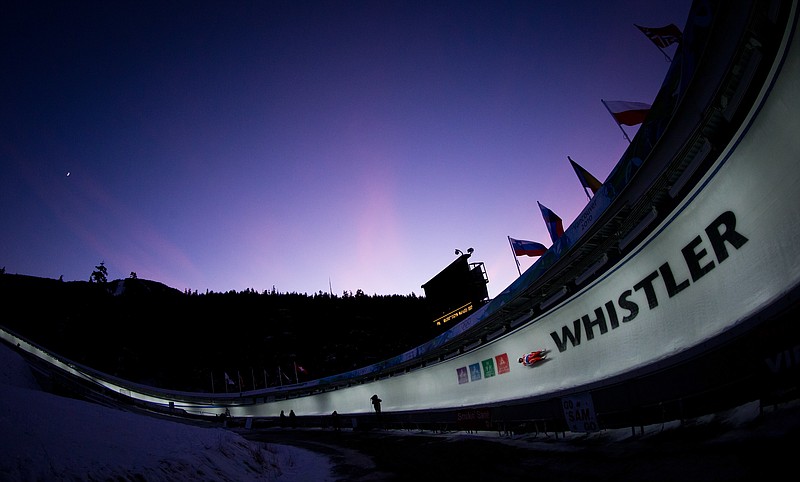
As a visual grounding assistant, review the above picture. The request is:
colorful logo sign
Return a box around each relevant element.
[457,353,512,385]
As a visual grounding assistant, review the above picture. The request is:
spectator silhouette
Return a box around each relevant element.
[331,410,341,431]
[370,394,382,414]
[279,410,286,428]
[289,409,297,428]
[370,394,383,428]
[371,394,383,419]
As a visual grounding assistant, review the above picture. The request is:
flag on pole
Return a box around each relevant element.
[635,23,682,48]
[224,372,235,385]
[601,100,652,126]
[279,367,292,383]
[568,156,603,199]
[294,361,308,383]
[509,237,547,257]
[538,202,564,243]
[507,237,522,276]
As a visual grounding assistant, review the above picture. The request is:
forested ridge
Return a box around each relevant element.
[0,273,436,392]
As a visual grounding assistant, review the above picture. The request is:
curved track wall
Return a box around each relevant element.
[3,0,799,430]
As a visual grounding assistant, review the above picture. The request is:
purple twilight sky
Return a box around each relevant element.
[1,1,690,297]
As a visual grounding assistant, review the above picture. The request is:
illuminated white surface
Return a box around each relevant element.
[237,7,800,417]
[2,6,798,419]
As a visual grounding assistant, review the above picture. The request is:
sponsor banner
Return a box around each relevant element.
[457,408,492,430]
[469,363,482,382]
[495,353,511,374]
[482,358,496,378]
[562,393,599,433]
[549,210,749,353]
[457,353,511,385]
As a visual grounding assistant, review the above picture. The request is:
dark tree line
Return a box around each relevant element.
[0,273,438,391]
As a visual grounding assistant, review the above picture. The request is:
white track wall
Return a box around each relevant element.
[230,5,800,418]
[2,3,798,420]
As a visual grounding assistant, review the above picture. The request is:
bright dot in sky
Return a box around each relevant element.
[66,171,71,177]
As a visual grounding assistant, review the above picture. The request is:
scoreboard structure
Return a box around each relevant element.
[422,250,489,327]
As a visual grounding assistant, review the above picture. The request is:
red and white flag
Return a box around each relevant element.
[294,361,308,381]
[602,100,651,126]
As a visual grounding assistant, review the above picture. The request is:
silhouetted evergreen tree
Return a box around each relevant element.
[90,262,108,284]
[1,274,439,391]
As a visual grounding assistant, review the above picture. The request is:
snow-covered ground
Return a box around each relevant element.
[3,336,799,481]
[0,342,335,481]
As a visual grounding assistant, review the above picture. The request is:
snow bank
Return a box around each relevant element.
[0,342,334,481]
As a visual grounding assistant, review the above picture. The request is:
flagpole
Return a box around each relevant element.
[211,371,215,394]
[294,362,299,384]
[634,24,673,62]
[263,368,268,389]
[601,99,632,143]
[644,39,672,62]
[278,367,283,387]
[507,236,522,276]
[568,156,592,201]
[655,44,672,62]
